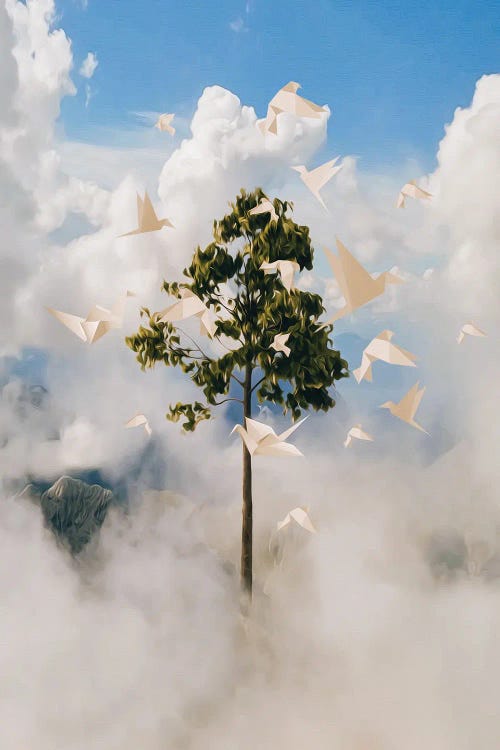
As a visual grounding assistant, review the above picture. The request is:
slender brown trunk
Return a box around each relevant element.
[241,363,253,597]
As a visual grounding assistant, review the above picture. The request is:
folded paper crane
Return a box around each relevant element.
[397,180,432,209]
[291,157,342,210]
[258,81,327,135]
[380,381,429,434]
[321,238,404,325]
[125,413,152,436]
[457,322,486,344]
[156,288,216,338]
[344,424,374,447]
[120,191,174,236]
[155,113,175,135]
[270,332,291,357]
[353,330,417,383]
[231,416,308,457]
[260,259,300,293]
[276,507,316,534]
[47,291,135,344]
[249,198,278,223]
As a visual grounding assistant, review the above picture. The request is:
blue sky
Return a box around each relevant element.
[59,0,499,171]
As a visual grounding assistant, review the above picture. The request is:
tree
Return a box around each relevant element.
[126,188,348,597]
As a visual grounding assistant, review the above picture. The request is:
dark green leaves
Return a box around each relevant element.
[126,187,349,431]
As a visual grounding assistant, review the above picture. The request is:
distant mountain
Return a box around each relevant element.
[20,476,114,554]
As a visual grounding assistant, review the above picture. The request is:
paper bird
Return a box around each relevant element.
[276,507,316,534]
[380,381,429,434]
[344,424,374,447]
[258,81,327,135]
[47,291,135,344]
[125,413,152,437]
[156,288,216,338]
[353,330,417,383]
[457,322,487,344]
[291,157,342,210]
[321,238,404,325]
[120,191,174,237]
[231,416,308,457]
[155,113,175,135]
[397,180,432,209]
[270,333,291,357]
[249,199,278,223]
[260,259,300,292]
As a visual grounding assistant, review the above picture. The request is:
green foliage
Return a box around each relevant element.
[125,187,349,428]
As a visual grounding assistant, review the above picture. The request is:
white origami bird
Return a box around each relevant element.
[397,180,432,209]
[291,157,343,210]
[380,381,429,434]
[155,113,175,135]
[457,322,487,344]
[344,424,374,447]
[258,81,327,135]
[270,333,291,357]
[321,239,404,325]
[353,330,417,383]
[249,199,278,223]
[47,291,135,344]
[276,507,316,534]
[125,413,152,437]
[231,416,308,457]
[156,288,216,338]
[260,259,300,292]
[120,191,174,236]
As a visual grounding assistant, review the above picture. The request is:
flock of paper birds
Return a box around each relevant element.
[45,82,488,541]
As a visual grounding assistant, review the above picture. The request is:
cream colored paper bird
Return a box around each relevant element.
[249,199,278,223]
[156,288,216,338]
[353,330,417,383]
[47,291,135,344]
[120,191,174,236]
[291,157,342,210]
[344,424,374,447]
[380,381,429,434]
[231,416,308,457]
[258,81,327,135]
[260,259,300,292]
[276,507,316,534]
[155,113,175,135]
[322,238,404,325]
[270,332,291,357]
[457,322,487,344]
[125,413,152,437]
[397,180,432,209]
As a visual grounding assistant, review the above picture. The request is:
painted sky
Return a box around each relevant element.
[59,0,500,169]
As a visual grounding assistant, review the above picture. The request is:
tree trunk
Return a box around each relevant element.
[241,363,253,597]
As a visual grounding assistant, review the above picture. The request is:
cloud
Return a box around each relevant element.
[0,4,499,747]
[79,50,98,79]
[229,17,248,33]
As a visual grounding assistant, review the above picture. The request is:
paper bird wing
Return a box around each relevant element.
[245,417,276,442]
[463,322,486,337]
[398,382,425,419]
[276,513,291,532]
[158,295,205,322]
[277,415,308,442]
[293,92,326,117]
[260,260,279,274]
[84,320,112,344]
[141,191,160,229]
[335,238,378,308]
[249,201,272,216]
[46,308,87,341]
[276,260,299,291]
[85,304,113,323]
[308,158,342,190]
[257,441,303,457]
[396,192,406,209]
[125,414,147,428]
[290,507,316,533]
